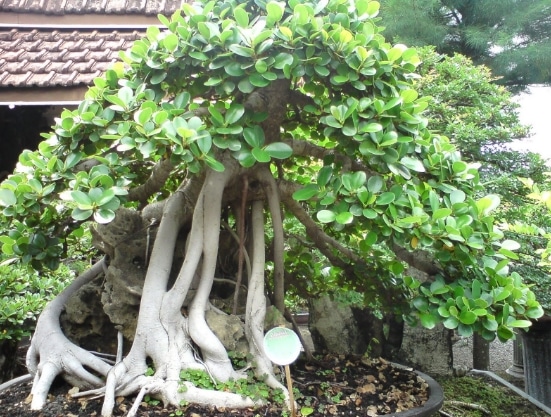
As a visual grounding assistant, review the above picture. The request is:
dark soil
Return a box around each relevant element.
[0,354,431,417]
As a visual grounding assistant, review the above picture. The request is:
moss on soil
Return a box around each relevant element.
[432,375,549,417]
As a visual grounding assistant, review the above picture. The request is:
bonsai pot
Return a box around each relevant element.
[292,312,310,325]
[521,317,551,407]
[388,367,444,416]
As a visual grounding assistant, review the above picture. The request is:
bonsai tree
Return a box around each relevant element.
[0,0,543,416]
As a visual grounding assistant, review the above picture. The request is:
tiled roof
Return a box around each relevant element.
[0,0,181,16]
[0,28,144,88]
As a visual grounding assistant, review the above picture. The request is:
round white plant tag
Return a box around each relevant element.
[263,327,302,365]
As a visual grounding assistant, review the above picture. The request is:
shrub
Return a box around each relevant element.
[0,261,76,341]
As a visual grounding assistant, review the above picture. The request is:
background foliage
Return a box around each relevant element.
[378,0,551,90]
[0,259,81,341]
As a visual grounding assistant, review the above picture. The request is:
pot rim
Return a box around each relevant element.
[387,367,444,417]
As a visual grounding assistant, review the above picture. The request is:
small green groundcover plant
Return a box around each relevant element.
[144,366,286,415]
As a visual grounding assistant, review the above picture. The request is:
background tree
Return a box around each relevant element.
[379,0,551,90]
[415,47,549,212]
[0,1,543,416]
[413,47,551,369]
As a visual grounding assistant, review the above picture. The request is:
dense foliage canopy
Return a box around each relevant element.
[0,0,544,414]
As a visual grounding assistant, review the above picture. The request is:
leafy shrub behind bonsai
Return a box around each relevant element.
[0,261,76,341]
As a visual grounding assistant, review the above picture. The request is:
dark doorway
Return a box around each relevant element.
[0,105,51,181]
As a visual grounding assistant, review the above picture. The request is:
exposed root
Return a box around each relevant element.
[29,162,294,417]
[245,200,289,404]
[26,259,112,410]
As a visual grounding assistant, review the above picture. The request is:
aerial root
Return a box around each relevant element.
[125,378,264,417]
[127,380,163,417]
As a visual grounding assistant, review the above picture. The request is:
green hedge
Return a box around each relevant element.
[0,261,76,341]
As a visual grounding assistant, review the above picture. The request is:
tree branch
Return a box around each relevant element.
[127,157,174,204]
[284,138,378,176]
[391,243,443,276]
[279,186,361,267]
[257,165,285,313]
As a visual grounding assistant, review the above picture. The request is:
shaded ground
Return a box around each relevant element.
[0,354,431,416]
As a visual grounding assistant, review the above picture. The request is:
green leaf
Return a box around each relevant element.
[432,208,451,220]
[71,191,93,208]
[300,406,314,417]
[362,208,378,219]
[526,306,544,319]
[459,310,477,325]
[204,157,226,172]
[443,316,459,329]
[243,126,265,148]
[361,123,383,133]
[225,104,245,125]
[452,161,468,174]
[293,3,311,25]
[0,189,16,207]
[457,324,474,338]
[419,312,437,329]
[501,239,520,251]
[162,33,179,52]
[400,157,425,172]
[472,280,482,299]
[229,45,254,57]
[238,78,255,93]
[376,192,395,205]
[234,149,256,168]
[342,171,366,192]
[197,132,212,154]
[292,186,318,201]
[362,231,378,248]
[216,126,243,135]
[497,325,514,341]
[233,7,249,27]
[476,194,501,216]
[255,60,268,73]
[367,176,383,193]
[412,296,428,311]
[251,147,271,163]
[387,163,411,179]
[508,320,532,329]
[249,73,271,88]
[94,208,116,224]
[71,208,93,221]
[224,62,245,77]
[494,288,511,302]
[450,190,466,205]
[266,1,285,25]
[335,211,354,225]
[317,166,333,187]
[96,189,115,206]
[315,66,330,77]
[401,89,418,103]
[135,107,153,126]
[386,46,404,62]
[265,142,293,159]
[483,318,499,331]
[274,52,294,69]
[317,210,336,223]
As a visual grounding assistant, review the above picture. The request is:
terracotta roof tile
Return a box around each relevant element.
[0,27,144,88]
[0,0,181,15]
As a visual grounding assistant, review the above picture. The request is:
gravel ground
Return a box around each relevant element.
[300,326,516,374]
[453,336,515,373]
